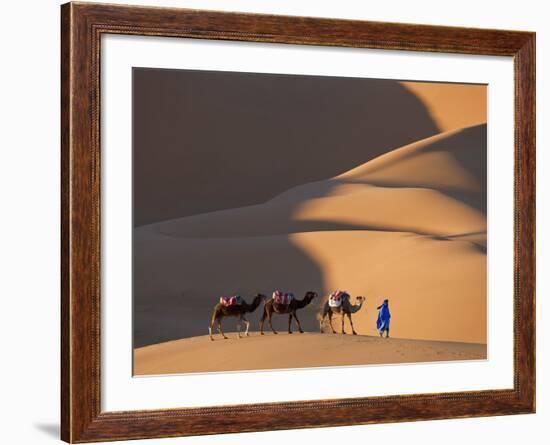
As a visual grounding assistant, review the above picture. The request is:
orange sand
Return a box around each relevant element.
[134,332,486,375]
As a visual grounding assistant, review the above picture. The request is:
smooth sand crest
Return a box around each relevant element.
[141,185,485,240]
[134,332,486,375]
[400,81,487,132]
[142,125,486,240]
[336,124,486,194]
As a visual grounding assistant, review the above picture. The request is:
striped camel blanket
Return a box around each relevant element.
[328,290,349,307]
[219,295,243,307]
[272,290,294,305]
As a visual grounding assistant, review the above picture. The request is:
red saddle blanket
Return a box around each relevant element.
[219,296,242,307]
[328,290,349,307]
[272,290,294,305]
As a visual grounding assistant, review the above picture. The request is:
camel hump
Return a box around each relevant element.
[272,290,294,305]
[328,290,349,307]
[219,295,243,306]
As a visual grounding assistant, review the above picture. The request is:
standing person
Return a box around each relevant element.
[376,299,391,338]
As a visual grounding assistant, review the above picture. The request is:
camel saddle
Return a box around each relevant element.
[272,290,294,305]
[219,295,243,307]
[328,290,349,307]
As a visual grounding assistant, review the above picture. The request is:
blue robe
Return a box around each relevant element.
[377,302,391,332]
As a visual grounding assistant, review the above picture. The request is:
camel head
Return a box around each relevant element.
[255,293,267,302]
[304,291,318,303]
[346,295,365,314]
[247,293,266,311]
[253,293,267,303]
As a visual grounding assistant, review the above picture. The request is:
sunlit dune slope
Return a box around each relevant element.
[337,124,486,194]
[134,332,487,375]
[400,81,486,132]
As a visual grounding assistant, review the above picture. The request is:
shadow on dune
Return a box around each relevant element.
[343,124,487,215]
[133,68,440,226]
[133,234,326,348]
[426,233,487,254]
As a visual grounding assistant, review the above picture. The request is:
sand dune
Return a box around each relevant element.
[134,72,486,226]
[401,81,486,132]
[132,74,488,376]
[134,229,486,347]
[293,231,486,343]
[337,124,486,194]
[134,123,487,356]
[134,332,486,375]
[142,185,484,240]
[134,232,325,347]
[142,125,486,240]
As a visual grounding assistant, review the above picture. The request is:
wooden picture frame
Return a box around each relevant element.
[61,2,535,442]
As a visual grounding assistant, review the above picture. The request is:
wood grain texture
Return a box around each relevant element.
[60,2,536,442]
[60,3,71,441]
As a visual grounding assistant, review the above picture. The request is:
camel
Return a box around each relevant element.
[259,291,317,335]
[209,294,265,341]
[320,294,365,335]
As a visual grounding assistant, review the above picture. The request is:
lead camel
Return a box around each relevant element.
[320,294,365,335]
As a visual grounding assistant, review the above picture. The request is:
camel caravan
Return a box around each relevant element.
[208,289,366,340]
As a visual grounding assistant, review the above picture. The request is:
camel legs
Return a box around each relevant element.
[285,313,304,334]
[327,311,336,334]
[268,311,277,334]
[209,313,218,341]
[242,315,250,337]
[237,314,250,339]
[292,311,304,333]
[259,307,269,335]
[341,311,346,334]
[346,313,357,335]
[320,305,329,333]
[217,318,228,340]
[260,307,277,335]
[209,314,228,340]
[259,310,265,335]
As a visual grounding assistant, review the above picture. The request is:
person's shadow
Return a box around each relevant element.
[33,422,59,439]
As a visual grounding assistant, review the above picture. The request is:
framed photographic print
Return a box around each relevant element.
[61,2,535,442]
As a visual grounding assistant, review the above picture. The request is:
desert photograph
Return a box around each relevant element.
[132,68,487,375]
